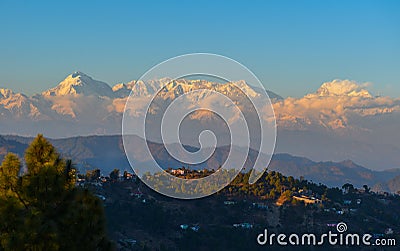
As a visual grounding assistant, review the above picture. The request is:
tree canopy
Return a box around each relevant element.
[0,134,113,251]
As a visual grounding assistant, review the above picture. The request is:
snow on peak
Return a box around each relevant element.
[315,80,372,98]
[112,81,137,98]
[71,71,88,78]
[42,71,114,97]
[112,83,126,92]
[0,88,14,98]
[110,78,282,102]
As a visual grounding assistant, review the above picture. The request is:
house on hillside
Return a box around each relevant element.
[180,224,200,232]
[130,189,143,199]
[385,228,394,235]
[252,202,268,210]
[123,171,136,180]
[100,176,109,183]
[292,195,322,204]
[343,200,352,205]
[233,223,253,229]
[118,238,137,248]
[349,208,358,214]
[171,169,186,175]
[224,201,236,205]
[95,194,106,201]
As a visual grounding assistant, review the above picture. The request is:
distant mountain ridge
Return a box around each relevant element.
[1,134,399,193]
[1,72,400,170]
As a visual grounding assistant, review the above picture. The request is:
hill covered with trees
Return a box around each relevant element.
[81,168,400,250]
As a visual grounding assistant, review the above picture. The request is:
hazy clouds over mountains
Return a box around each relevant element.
[1,72,399,170]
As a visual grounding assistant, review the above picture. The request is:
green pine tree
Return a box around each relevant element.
[0,134,113,251]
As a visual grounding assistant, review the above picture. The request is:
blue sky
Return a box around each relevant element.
[0,0,399,97]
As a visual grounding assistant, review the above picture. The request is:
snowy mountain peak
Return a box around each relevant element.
[110,78,282,102]
[71,71,88,78]
[42,72,114,97]
[112,83,126,92]
[0,88,14,99]
[315,79,372,98]
[112,82,137,98]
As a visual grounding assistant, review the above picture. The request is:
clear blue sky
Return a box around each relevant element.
[0,0,399,97]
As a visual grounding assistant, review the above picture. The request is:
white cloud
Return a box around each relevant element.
[273,80,400,131]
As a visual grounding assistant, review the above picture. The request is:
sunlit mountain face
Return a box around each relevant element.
[1,72,399,170]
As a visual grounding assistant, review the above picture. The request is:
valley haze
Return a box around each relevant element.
[1,134,399,194]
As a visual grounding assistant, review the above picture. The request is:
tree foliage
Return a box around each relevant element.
[87,169,101,182]
[0,134,113,251]
[109,169,119,182]
[24,134,63,175]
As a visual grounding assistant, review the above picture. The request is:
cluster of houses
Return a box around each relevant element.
[170,169,186,175]
[233,223,253,229]
[169,168,208,175]
[223,201,236,205]
[223,200,269,210]
[291,189,366,216]
[76,171,137,186]
[180,224,200,232]
[327,223,395,238]
[180,221,254,233]
[323,198,362,215]
[222,201,265,230]
[75,170,140,206]
[117,238,137,249]
[129,189,147,203]
[252,202,269,210]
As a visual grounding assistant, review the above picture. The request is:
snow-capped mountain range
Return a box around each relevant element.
[1,72,399,170]
[0,71,283,124]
